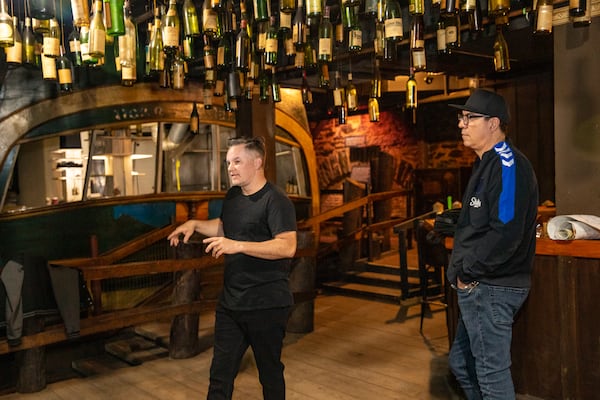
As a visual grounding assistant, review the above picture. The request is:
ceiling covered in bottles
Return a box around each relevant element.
[1,0,553,119]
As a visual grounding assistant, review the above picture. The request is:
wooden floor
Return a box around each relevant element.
[0,294,459,400]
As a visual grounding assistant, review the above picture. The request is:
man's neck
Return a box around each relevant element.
[241,177,267,196]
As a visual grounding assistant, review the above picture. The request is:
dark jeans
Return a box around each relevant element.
[207,306,291,400]
[449,282,529,400]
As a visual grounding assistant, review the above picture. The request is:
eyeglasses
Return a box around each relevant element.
[457,113,490,126]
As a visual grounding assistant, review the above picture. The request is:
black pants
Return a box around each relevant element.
[207,306,290,400]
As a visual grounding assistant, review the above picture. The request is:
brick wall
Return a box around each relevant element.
[312,111,475,216]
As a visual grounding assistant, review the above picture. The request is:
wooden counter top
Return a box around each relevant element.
[444,237,600,259]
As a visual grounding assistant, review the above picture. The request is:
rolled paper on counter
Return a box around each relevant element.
[547,215,600,240]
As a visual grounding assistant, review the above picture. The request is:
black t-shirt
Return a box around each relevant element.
[220,182,297,310]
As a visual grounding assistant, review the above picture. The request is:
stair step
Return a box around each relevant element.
[71,354,131,377]
[104,335,169,366]
[321,282,402,303]
[346,271,420,289]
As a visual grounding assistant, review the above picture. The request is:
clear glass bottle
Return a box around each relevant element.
[346,72,358,112]
[71,0,90,27]
[406,72,417,109]
[149,12,164,72]
[6,16,22,66]
[436,19,447,55]
[163,0,180,54]
[171,49,186,89]
[89,0,106,59]
[119,0,136,68]
[534,0,553,34]
[318,6,333,63]
[41,51,57,81]
[0,0,14,49]
[43,18,61,58]
[445,14,459,51]
[202,0,218,39]
[493,18,510,72]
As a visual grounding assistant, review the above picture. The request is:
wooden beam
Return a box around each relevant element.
[0,301,216,355]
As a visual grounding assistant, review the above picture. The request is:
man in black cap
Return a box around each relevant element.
[446,89,539,399]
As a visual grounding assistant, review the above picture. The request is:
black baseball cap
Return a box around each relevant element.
[449,89,510,124]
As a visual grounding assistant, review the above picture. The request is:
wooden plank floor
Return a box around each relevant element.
[0,294,458,400]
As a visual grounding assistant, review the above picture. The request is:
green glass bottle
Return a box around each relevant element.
[183,0,200,37]
[23,17,37,67]
[106,0,125,36]
[253,0,271,22]
[57,45,74,93]
[265,16,279,66]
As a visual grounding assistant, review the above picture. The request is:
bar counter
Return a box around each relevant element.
[445,238,600,399]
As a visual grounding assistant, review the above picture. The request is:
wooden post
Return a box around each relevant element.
[340,179,365,272]
[16,318,46,393]
[287,229,316,333]
[169,240,203,359]
[90,235,102,315]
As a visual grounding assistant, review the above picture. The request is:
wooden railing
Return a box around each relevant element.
[298,189,412,261]
[0,189,411,356]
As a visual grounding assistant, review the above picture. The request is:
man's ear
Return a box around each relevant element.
[254,156,264,169]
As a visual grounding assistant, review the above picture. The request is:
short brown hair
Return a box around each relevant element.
[228,136,266,162]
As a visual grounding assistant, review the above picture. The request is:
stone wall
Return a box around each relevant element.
[312,111,474,216]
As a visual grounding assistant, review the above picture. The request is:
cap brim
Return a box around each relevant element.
[449,103,483,113]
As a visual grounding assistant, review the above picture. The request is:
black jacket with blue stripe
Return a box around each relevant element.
[447,140,539,288]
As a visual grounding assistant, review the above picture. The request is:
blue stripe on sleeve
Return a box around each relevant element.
[494,142,515,224]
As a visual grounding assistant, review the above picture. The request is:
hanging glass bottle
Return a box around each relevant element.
[57,45,74,93]
[23,17,37,66]
[71,0,90,27]
[149,10,164,72]
[43,18,60,58]
[119,0,136,68]
[88,0,106,59]
[0,0,14,48]
[6,16,22,66]
[106,0,125,36]
[183,0,200,37]
[493,17,510,72]
[30,0,56,21]
[163,0,180,54]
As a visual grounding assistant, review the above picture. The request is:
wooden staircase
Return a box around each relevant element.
[320,248,422,304]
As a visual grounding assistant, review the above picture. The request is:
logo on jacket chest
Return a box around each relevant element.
[469,196,482,208]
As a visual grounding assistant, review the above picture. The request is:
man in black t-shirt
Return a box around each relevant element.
[168,137,297,400]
